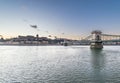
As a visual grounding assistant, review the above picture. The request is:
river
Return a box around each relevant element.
[0,46,120,83]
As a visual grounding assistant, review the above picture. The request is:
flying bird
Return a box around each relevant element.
[48,35,52,37]
[62,33,65,35]
[46,31,49,33]
[30,25,38,28]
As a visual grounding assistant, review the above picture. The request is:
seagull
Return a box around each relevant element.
[48,35,52,37]
[30,25,38,28]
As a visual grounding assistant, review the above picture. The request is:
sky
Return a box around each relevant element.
[0,0,120,39]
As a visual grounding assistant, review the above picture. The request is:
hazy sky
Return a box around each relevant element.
[1,0,120,39]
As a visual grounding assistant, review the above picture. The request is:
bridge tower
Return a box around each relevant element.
[90,30,103,49]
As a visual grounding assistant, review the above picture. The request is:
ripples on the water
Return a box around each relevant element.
[0,46,120,83]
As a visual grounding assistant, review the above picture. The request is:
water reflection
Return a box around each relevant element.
[1,46,120,82]
[91,49,106,83]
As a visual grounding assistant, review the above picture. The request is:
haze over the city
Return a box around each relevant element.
[1,0,120,39]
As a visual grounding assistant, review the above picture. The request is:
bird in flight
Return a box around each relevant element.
[30,25,38,28]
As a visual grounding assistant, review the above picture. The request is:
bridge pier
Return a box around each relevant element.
[90,41,103,49]
[90,30,103,49]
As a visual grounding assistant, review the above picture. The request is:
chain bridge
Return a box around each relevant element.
[84,30,120,48]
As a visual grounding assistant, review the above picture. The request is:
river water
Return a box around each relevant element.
[0,46,120,83]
